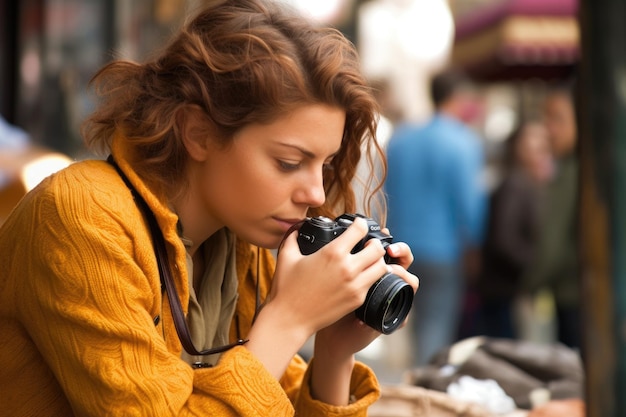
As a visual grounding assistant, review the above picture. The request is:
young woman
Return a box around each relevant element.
[0,0,418,415]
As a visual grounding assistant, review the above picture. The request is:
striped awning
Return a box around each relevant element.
[452,0,579,81]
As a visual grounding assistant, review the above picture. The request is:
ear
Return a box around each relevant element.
[178,105,214,162]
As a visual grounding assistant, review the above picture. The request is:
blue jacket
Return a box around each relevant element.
[385,114,487,263]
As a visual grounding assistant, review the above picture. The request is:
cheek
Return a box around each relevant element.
[218,162,283,209]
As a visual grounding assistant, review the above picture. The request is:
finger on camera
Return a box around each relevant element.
[330,217,369,252]
[388,264,419,292]
[360,237,386,258]
[277,229,301,258]
[385,242,414,267]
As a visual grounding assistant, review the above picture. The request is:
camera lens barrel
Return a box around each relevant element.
[354,272,414,334]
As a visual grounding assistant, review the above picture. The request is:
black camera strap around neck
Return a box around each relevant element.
[106,155,248,356]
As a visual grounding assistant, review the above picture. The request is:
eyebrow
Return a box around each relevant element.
[277,142,339,160]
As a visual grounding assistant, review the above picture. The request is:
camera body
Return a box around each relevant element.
[297,213,413,334]
[297,213,393,257]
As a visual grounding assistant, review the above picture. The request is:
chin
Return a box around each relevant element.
[237,232,284,251]
[259,236,284,250]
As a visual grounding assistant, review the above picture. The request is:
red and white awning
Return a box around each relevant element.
[452,0,579,81]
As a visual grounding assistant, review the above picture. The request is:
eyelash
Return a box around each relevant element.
[278,160,301,171]
[277,160,334,172]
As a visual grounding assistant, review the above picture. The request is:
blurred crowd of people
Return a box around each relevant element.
[382,67,580,368]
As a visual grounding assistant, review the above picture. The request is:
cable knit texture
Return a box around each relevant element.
[0,141,380,416]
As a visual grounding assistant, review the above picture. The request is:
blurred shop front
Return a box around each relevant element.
[0,0,189,157]
[451,0,579,82]
[449,0,580,185]
[450,2,626,417]
[0,0,188,222]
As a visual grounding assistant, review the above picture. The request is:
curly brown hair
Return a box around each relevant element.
[82,0,384,220]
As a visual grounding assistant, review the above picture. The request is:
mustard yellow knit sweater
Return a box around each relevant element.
[0,148,379,416]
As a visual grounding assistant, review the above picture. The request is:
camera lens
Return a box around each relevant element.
[384,289,405,325]
[355,272,414,334]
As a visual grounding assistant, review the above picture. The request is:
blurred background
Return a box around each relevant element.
[0,0,581,156]
[1,0,624,416]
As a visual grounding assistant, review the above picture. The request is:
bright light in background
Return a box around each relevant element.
[20,49,42,88]
[484,106,518,143]
[20,153,73,192]
[281,0,346,24]
[396,0,454,63]
[359,0,456,121]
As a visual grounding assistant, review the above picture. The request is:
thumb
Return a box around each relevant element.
[277,228,302,259]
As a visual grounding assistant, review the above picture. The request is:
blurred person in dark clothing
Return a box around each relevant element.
[523,83,580,349]
[385,68,487,366]
[478,121,553,339]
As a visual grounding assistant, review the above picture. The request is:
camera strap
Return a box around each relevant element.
[106,155,248,356]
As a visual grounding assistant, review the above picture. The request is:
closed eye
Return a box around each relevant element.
[278,160,301,171]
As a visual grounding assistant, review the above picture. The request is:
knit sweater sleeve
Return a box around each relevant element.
[281,355,381,416]
[191,348,380,417]
[10,168,186,415]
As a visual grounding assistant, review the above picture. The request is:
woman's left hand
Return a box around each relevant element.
[315,240,418,357]
[310,239,419,404]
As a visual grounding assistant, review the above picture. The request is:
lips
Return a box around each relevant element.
[273,217,305,232]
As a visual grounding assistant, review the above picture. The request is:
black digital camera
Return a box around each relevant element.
[297,213,414,334]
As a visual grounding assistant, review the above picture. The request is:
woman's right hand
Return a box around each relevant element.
[269,217,389,333]
[244,217,389,378]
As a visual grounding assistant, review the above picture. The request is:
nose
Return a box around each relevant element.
[294,169,326,208]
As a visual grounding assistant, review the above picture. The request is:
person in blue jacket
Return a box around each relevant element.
[385,68,487,366]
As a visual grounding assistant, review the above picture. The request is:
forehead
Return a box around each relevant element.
[234,104,346,154]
